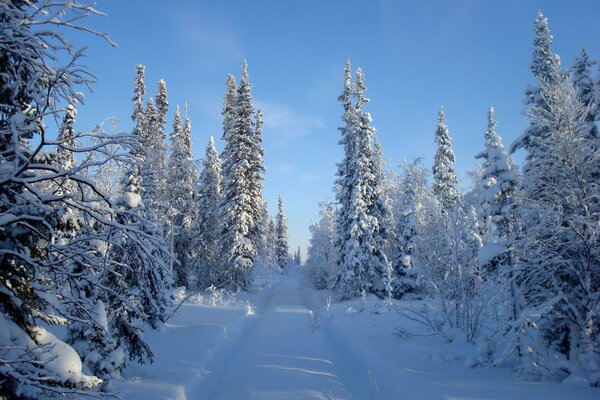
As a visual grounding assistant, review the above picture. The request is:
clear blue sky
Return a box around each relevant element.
[72,1,599,258]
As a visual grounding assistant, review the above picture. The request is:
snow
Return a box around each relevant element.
[111,268,599,399]
[120,192,142,209]
[33,326,99,387]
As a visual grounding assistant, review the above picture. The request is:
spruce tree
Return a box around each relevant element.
[432,106,459,210]
[192,136,222,288]
[218,61,264,290]
[332,66,391,298]
[276,196,289,270]
[154,78,169,201]
[131,64,147,158]
[168,106,197,287]
[333,60,356,289]
[476,107,520,276]
[512,10,562,153]
[394,159,430,297]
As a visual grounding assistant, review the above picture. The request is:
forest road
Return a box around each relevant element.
[188,269,364,400]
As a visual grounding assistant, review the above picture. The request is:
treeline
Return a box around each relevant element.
[305,11,600,385]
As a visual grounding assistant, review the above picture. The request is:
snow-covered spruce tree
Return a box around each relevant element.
[131,64,147,157]
[154,79,169,205]
[167,106,197,287]
[218,62,264,290]
[393,159,430,297]
[305,202,337,289]
[512,67,600,384]
[333,61,356,283]
[53,102,122,382]
[293,247,302,266]
[191,136,222,289]
[256,204,275,269]
[332,67,391,299]
[476,107,520,278]
[432,106,459,211]
[372,135,396,271]
[266,215,278,269]
[102,164,173,372]
[511,10,562,154]
[276,196,289,270]
[571,49,599,139]
[248,108,267,246]
[0,2,120,397]
[140,97,161,215]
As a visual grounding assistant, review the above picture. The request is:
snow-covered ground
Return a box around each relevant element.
[112,267,598,399]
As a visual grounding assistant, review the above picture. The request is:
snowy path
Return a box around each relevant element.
[114,269,599,400]
[188,270,355,399]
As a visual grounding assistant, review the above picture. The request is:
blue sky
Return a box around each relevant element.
[72,1,600,257]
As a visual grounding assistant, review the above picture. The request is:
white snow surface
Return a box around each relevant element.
[112,267,598,399]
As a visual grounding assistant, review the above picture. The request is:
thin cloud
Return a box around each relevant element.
[173,11,243,66]
[257,101,326,139]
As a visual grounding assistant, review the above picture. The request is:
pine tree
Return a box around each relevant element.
[191,136,222,288]
[154,79,169,204]
[140,97,162,216]
[476,107,520,277]
[168,106,197,287]
[105,164,173,368]
[249,108,267,241]
[294,246,302,266]
[218,61,264,290]
[333,60,356,281]
[432,106,459,210]
[511,10,562,153]
[332,66,391,298]
[394,159,430,297]
[276,196,289,270]
[131,64,147,158]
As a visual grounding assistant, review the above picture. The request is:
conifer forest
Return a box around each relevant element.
[0,2,599,399]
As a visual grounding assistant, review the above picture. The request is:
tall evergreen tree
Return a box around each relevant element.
[154,79,169,195]
[140,97,162,217]
[168,106,197,287]
[511,10,562,153]
[131,64,146,158]
[333,61,356,281]
[276,196,289,270]
[332,66,391,298]
[393,159,430,297]
[432,106,459,210]
[476,107,520,277]
[218,61,264,290]
[191,136,222,288]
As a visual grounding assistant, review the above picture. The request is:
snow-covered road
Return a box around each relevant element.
[114,268,599,400]
[189,271,354,399]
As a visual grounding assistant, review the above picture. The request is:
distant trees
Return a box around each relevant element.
[191,137,223,288]
[432,106,459,211]
[276,196,290,270]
